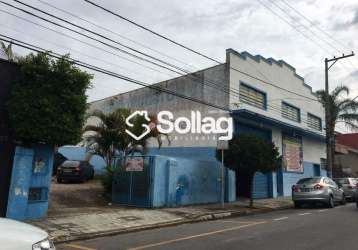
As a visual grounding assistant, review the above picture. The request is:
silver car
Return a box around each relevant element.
[292,177,346,208]
[334,178,358,201]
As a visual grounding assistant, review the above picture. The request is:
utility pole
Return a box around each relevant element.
[217,138,228,208]
[324,52,355,178]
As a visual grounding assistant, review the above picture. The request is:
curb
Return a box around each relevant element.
[54,204,293,244]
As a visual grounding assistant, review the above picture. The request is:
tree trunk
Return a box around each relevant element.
[249,174,254,208]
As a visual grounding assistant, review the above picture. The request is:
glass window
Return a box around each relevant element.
[307,113,322,131]
[335,178,349,184]
[239,83,266,110]
[28,187,48,202]
[282,102,300,122]
[297,177,321,184]
[326,178,336,186]
[62,161,80,168]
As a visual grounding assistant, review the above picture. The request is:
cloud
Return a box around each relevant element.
[351,70,358,79]
[352,9,358,25]
[1,0,357,103]
[333,8,358,30]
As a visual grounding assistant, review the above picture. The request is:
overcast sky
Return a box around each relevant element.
[1,0,357,130]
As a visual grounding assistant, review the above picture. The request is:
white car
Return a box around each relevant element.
[0,218,55,250]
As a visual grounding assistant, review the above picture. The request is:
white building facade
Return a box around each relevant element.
[89,49,327,199]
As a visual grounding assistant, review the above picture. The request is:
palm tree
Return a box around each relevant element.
[316,85,358,176]
[83,108,169,193]
[0,41,16,62]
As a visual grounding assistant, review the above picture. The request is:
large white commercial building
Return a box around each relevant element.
[89,49,327,199]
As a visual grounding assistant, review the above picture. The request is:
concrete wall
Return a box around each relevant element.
[6,144,54,220]
[228,50,325,145]
[88,64,229,148]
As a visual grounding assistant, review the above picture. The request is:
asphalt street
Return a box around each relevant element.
[58,203,358,250]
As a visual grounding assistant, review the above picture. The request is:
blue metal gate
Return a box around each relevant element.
[112,156,153,207]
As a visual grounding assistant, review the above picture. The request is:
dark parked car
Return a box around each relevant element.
[57,160,94,183]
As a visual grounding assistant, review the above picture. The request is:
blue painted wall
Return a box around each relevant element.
[112,155,236,208]
[6,144,54,220]
[280,161,327,197]
[6,147,33,220]
[59,146,106,175]
[152,156,235,207]
[149,147,217,160]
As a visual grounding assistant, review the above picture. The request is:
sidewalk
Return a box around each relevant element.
[28,197,293,243]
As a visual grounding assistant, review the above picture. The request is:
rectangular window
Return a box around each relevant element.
[307,113,322,131]
[320,158,327,170]
[281,102,300,122]
[239,83,266,110]
[28,187,48,202]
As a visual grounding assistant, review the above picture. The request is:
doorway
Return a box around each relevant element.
[235,122,272,199]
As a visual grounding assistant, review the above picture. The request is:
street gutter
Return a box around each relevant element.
[54,204,293,244]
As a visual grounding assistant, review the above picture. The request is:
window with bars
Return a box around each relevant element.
[320,158,327,170]
[281,102,300,122]
[239,83,266,110]
[307,113,322,131]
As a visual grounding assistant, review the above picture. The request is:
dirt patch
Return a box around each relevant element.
[49,179,109,216]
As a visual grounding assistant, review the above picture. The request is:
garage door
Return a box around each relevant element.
[253,172,269,199]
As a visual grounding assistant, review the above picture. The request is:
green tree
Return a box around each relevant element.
[316,85,358,176]
[217,134,281,207]
[83,108,169,193]
[1,41,16,62]
[7,53,92,146]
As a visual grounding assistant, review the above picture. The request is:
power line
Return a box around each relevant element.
[279,0,358,69]
[2,15,322,122]
[83,0,221,64]
[1,35,324,136]
[279,0,352,52]
[1,1,189,76]
[3,0,322,104]
[36,0,275,100]
[267,0,358,70]
[256,0,332,55]
[36,0,195,71]
[3,1,242,101]
[0,9,176,78]
[33,0,272,100]
[0,34,231,112]
[12,0,194,75]
[1,7,240,106]
[82,0,321,103]
[0,22,167,86]
[258,0,357,86]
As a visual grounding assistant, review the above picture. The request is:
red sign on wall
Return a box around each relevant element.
[125,157,144,172]
[282,135,303,172]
